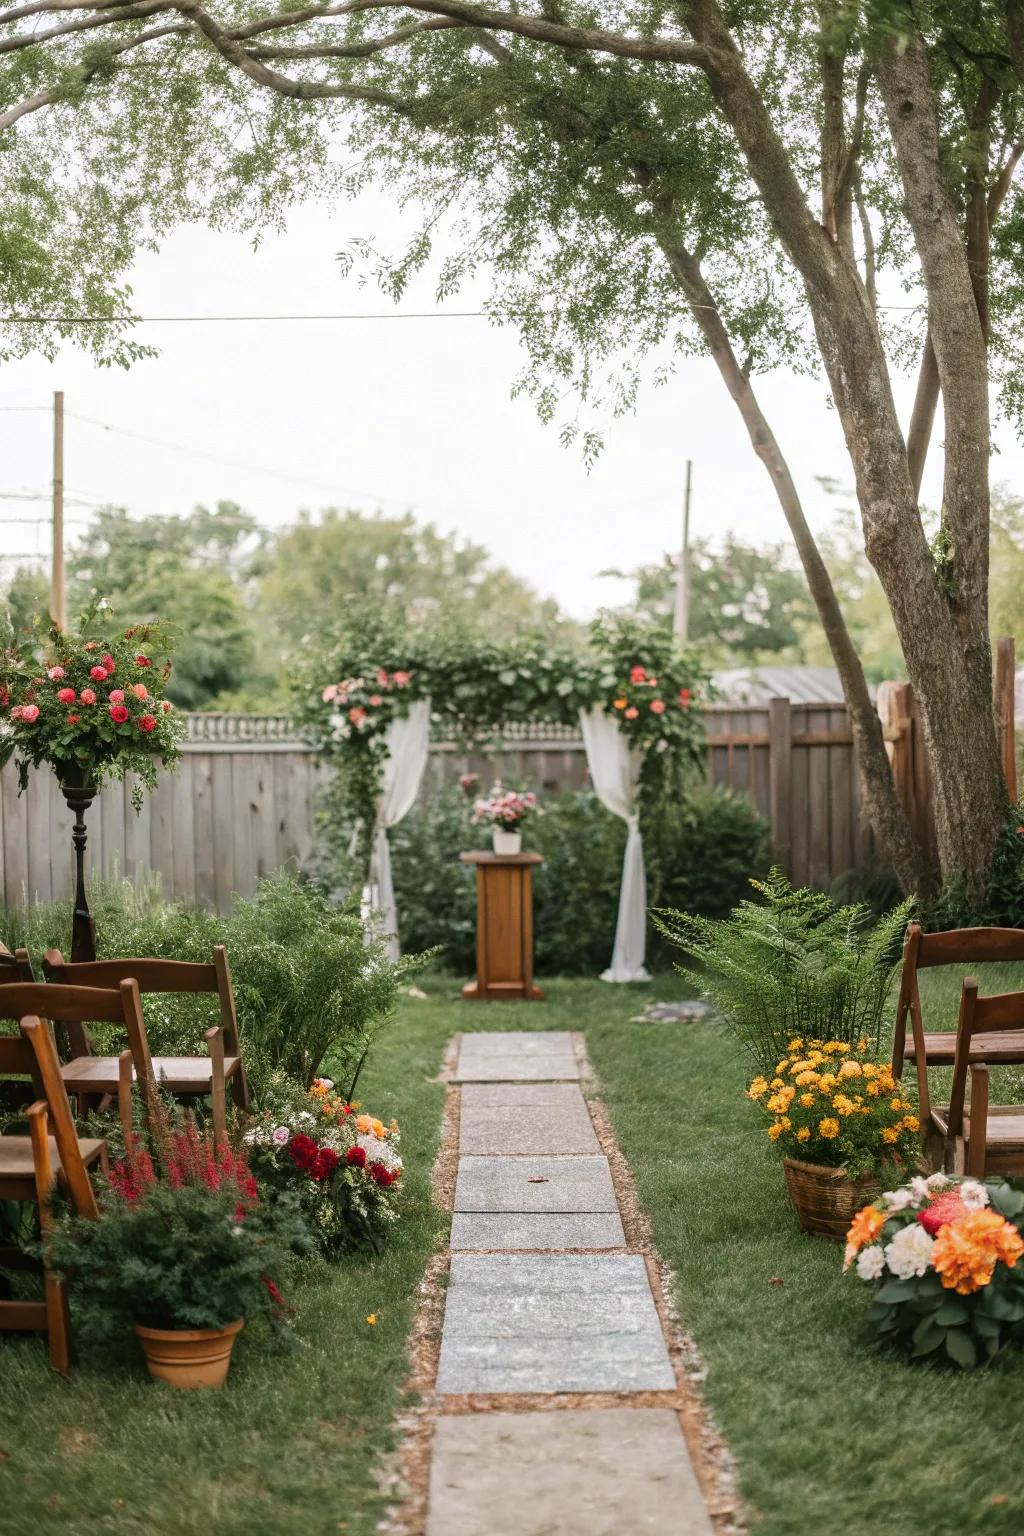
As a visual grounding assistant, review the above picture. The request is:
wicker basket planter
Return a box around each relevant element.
[783,1157,880,1240]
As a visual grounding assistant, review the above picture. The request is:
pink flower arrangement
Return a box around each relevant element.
[472,784,541,830]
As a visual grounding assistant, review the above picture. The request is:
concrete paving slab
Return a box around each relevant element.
[426,1408,713,1536]
[450,1211,626,1251]
[460,1100,599,1156]
[455,1031,579,1082]
[460,1083,590,1108]
[435,1253,675,1394]
[454,1156,617,1213]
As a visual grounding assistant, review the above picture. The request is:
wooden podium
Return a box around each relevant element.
[460,851,544,1002]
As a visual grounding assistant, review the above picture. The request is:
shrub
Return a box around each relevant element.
[656,869,912,1073]
[644,785,770,934]
[923,803,1024,931]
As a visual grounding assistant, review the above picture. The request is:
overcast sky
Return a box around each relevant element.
[3,182,1023,619]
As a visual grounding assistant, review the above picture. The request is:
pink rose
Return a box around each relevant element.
[368,694,383,707]
[624,706,639,720]
[650,699,666,715]
[132,683,149,700]
[109,704,129,724]
[348,706,367,726]
[80,689,96,706]
[377,669,390,686]
[108,689,125,704]
[647,676,658,687]
[47,666,65,681]
[89,666,108,682]
[392,670,411,687]
[630,665,646,683]
[322,684,341,704]
[20,704,39,723]
[161,700,172,714]
[57,687,76,704]
[101,653,116,673]
[138,714,157,733]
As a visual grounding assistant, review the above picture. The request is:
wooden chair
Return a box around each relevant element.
[929,980,1024,1177]
[0,982,139,1138]
[0,943,35,982]
[42,948,249,1140]
[0,1015,106,1373]
[891,922,1024,1117]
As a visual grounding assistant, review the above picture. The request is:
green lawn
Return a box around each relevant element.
[4,970,1024,1536]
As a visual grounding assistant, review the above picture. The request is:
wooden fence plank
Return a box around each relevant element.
[211,754,237,915]
[769,698,792,872]
[191,754,216,910]
[172,757,197,902]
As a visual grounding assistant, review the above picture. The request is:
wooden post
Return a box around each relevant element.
[50,390,65,632]
[768,696,792,872]
[673,459,692,643]
[460,851,543,1001]
[994,636,1017,803]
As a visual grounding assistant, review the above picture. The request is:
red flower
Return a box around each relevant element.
[80,688,96,706]
[630,665,646,683]
[66,714,80,725]
[288,1134,319,1173]
[0,685,7,709]
[370,1162,397,1188]
[650,699,666,715]
[90,666,108,682]
[311,1147,340,1182]
[162,700,172,714]
[918,1191,968,1235]
[136,654,151,667]
[346,1145,366,1168]
[678,687,692,707]
[101,653,116,673]
[139,714,157,732]
[20,704,39,723]
[109,704,130,723]
[56,687,76,704]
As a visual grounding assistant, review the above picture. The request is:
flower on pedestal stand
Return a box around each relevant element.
[471,784,542,856]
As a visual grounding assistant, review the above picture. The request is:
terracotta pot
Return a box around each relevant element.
[492,828,522,855]
[133,1318,244,1388]
[783,1157,879,1241]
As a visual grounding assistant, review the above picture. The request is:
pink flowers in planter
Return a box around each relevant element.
[472,784,541,830]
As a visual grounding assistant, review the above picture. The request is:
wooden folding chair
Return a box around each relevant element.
[0,982,139,1138]
[42,948,250,1142]
[0,1015,106,1373]
[929,980,1024,1178]
[891,922,1024,1118]
[0,943,35,982]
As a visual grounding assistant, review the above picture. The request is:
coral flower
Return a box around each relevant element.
[138,714,157,732]
[847,1203,886,1253]
[679,687,692,706]
[47,666,65,681]
[392,670,411,687]
[89,666,108,681]
[918,1191,967,1235]
[101,653,116,673]
[80,688,96,705]
[650,699,666,714]
[132,682,149,700]
[56,687,76,704]
[108,688,125,704]
[66,714,79,725]
[20,704,39,723]
[624,706,639,720]
[932,1210,1024,1294]
[613,697,628,710]
[630,665,646,683]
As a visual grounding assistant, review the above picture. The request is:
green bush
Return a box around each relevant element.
[656,869,912,1073]
[644,785,770,937]
[1,871,416,1089]
[923,803,1024,931]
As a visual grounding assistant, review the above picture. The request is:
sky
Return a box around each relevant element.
[2,183,1023,620]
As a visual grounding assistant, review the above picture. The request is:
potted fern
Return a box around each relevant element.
[48,1123,309,1386]
[656,872,913,1235]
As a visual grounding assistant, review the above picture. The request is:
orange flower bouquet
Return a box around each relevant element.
[845,1175,1024,1367]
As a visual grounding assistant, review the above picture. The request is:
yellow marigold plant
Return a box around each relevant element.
[746,1037,919,1177]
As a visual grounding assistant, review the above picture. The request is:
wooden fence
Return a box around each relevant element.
[0,701,874,910]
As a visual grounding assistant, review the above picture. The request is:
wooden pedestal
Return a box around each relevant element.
[460,851,544,1002]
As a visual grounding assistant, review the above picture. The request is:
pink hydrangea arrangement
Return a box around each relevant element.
[471,784,541,830]
[0,604,183,803]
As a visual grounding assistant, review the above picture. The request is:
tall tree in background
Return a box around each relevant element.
[4,0,1024,891]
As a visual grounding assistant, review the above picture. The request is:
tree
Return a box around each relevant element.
[609,536,817,663]
[4,0,1023,891]
[68,503,265,708]
[258,508,563,647]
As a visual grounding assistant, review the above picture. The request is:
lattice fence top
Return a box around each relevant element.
[183,713,584,745]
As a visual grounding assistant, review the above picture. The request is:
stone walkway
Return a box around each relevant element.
[424,1030,714,1536]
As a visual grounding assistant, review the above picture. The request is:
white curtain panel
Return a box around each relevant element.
[579,706,651,983]
[366,698,431,961]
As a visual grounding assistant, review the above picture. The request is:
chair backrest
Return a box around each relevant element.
[0,1017,100,1218]
[0,945,34,983]
[947,980,1024,1138]
[0,979,152,1099]
[43,947,240,1054]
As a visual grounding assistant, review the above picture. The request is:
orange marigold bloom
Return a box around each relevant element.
[847,1203,886,1252]
[932,1210,1024,1295]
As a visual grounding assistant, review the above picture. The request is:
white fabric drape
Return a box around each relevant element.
[365,698,431,961]
[579,706,650,983]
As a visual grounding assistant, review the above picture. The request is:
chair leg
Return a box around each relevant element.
[117,1050,134,1140]
[29,1102,72,1374]
[43,1273,72,1375]
[206,1027,227,1148]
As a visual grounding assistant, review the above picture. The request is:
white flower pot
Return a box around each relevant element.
[492,828,522,855]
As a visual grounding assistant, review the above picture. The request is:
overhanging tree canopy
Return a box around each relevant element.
[3,0,1023,893]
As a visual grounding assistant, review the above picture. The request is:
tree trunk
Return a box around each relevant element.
[656,235,933,893]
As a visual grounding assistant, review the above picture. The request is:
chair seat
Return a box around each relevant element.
[0,1134,105,1201]
[61,1054,240,1096]
[930,1104,1024,1148]
[904,1030,1024,1066]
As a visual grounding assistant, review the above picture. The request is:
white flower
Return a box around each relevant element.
[272,1125,290,1147]
[909,1176,931,1205]
[231,1225,244,1237]
[885,1223,935,1279]
[856,1245,886,1281]
[883,1187,914,1212]
[297,1111,315,1126]
[358,1134,403,1172]
[926,1172,951,1193]
[959,1180,989,1211]
[314,1078,334,1092]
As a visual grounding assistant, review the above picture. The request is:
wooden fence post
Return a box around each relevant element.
[995,635,1017,803]
[769,697,792,872]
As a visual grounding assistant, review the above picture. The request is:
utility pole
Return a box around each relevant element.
[672,458,692,644]
[51,389,65,630]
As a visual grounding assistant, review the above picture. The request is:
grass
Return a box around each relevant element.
[5,967,1024,1536]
